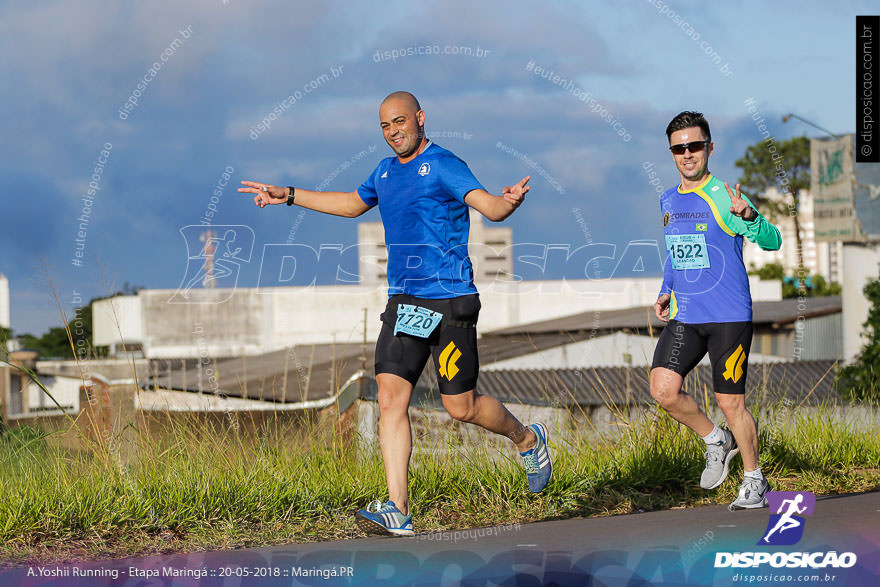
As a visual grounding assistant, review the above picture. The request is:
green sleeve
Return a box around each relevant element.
[722,193,782,251]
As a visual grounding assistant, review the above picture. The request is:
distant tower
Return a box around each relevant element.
[200,230,216,289]
[0,273,9,329]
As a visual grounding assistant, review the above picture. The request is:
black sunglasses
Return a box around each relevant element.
[669,140,709,155]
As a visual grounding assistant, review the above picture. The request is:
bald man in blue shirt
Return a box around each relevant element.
[240,91,552,535]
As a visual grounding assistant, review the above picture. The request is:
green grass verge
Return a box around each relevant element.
[1,402,878,566]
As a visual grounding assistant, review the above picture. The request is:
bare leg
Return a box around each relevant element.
[716,393,759,471]
[441,390,537,452]
[376,373,414,515]
[649,367,715,437]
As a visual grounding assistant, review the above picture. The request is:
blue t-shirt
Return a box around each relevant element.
[358,142,484,298]
[658,174,782,323]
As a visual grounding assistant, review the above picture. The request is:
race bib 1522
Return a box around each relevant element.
[665,233,710,270]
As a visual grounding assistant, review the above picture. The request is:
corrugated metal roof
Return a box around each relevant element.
[148,342,368,403]
[753,296,841,325]
[473,360,839,407]
[146,295,841,406]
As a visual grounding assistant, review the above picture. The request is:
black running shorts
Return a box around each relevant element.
[651,319,753,394]
[374,294,480,395]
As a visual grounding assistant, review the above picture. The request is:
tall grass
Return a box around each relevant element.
[1,396,878,565]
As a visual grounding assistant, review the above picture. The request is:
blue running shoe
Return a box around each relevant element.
[355,500,413,536]
[520,423,552,493]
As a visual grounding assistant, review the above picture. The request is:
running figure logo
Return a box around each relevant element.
[170,225,254,303]
[759,491,816,546]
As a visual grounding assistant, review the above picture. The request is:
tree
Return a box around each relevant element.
[809,274,842,297]
[18,327,75,359]
[3,285,142,360]
[735,136,811,283]
[0,326,12,360]
[838,268,880,401]
[749,262,784,281]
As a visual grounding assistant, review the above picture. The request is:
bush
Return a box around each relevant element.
[838,270,880,400]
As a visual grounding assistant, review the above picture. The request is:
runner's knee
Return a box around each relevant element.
[651,386,682,410]
[377,383,411,414]
[650,376,681,408]
[443,396,477,422]
[715,393,746,415]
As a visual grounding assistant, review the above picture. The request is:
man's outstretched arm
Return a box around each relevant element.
[238,181,372,218]
[464,175,530,222]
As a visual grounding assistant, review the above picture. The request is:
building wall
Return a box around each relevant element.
[2,371,80,419]
[93,295,144,347]
[95,276,782,359]
[842,243,880,362]
[483,327,829,370]
[798,313,844,361]
[484,333,659,370]
[140,289,267,358]
[25,375,80,414]
[743,187,844,282]
[0,365,9,422]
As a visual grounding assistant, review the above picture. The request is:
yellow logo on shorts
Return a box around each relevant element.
[723,344,746,383]
[439,341,462,381]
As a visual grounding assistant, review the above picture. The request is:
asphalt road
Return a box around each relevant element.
[3,491,879,586]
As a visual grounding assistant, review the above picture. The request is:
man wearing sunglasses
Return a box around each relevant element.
[650,111,781,510]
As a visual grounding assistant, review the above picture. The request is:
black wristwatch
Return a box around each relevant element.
[744,207,757,222]
[286,186,296,206]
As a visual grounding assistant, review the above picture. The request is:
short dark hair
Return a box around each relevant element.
[666,111,711,143]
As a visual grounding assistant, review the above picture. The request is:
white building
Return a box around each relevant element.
[842,243,880,363]
[743,187,843,283]
[358,209,513,286]
[0,273,9,329]
[92,276,782,359]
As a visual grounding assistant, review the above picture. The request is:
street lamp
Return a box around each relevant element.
[781,113,838,138]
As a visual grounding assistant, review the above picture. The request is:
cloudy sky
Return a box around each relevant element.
[0,0,868,335]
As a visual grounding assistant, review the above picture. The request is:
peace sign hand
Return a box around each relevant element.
[238,180,289,208]
[725,182,756,221]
